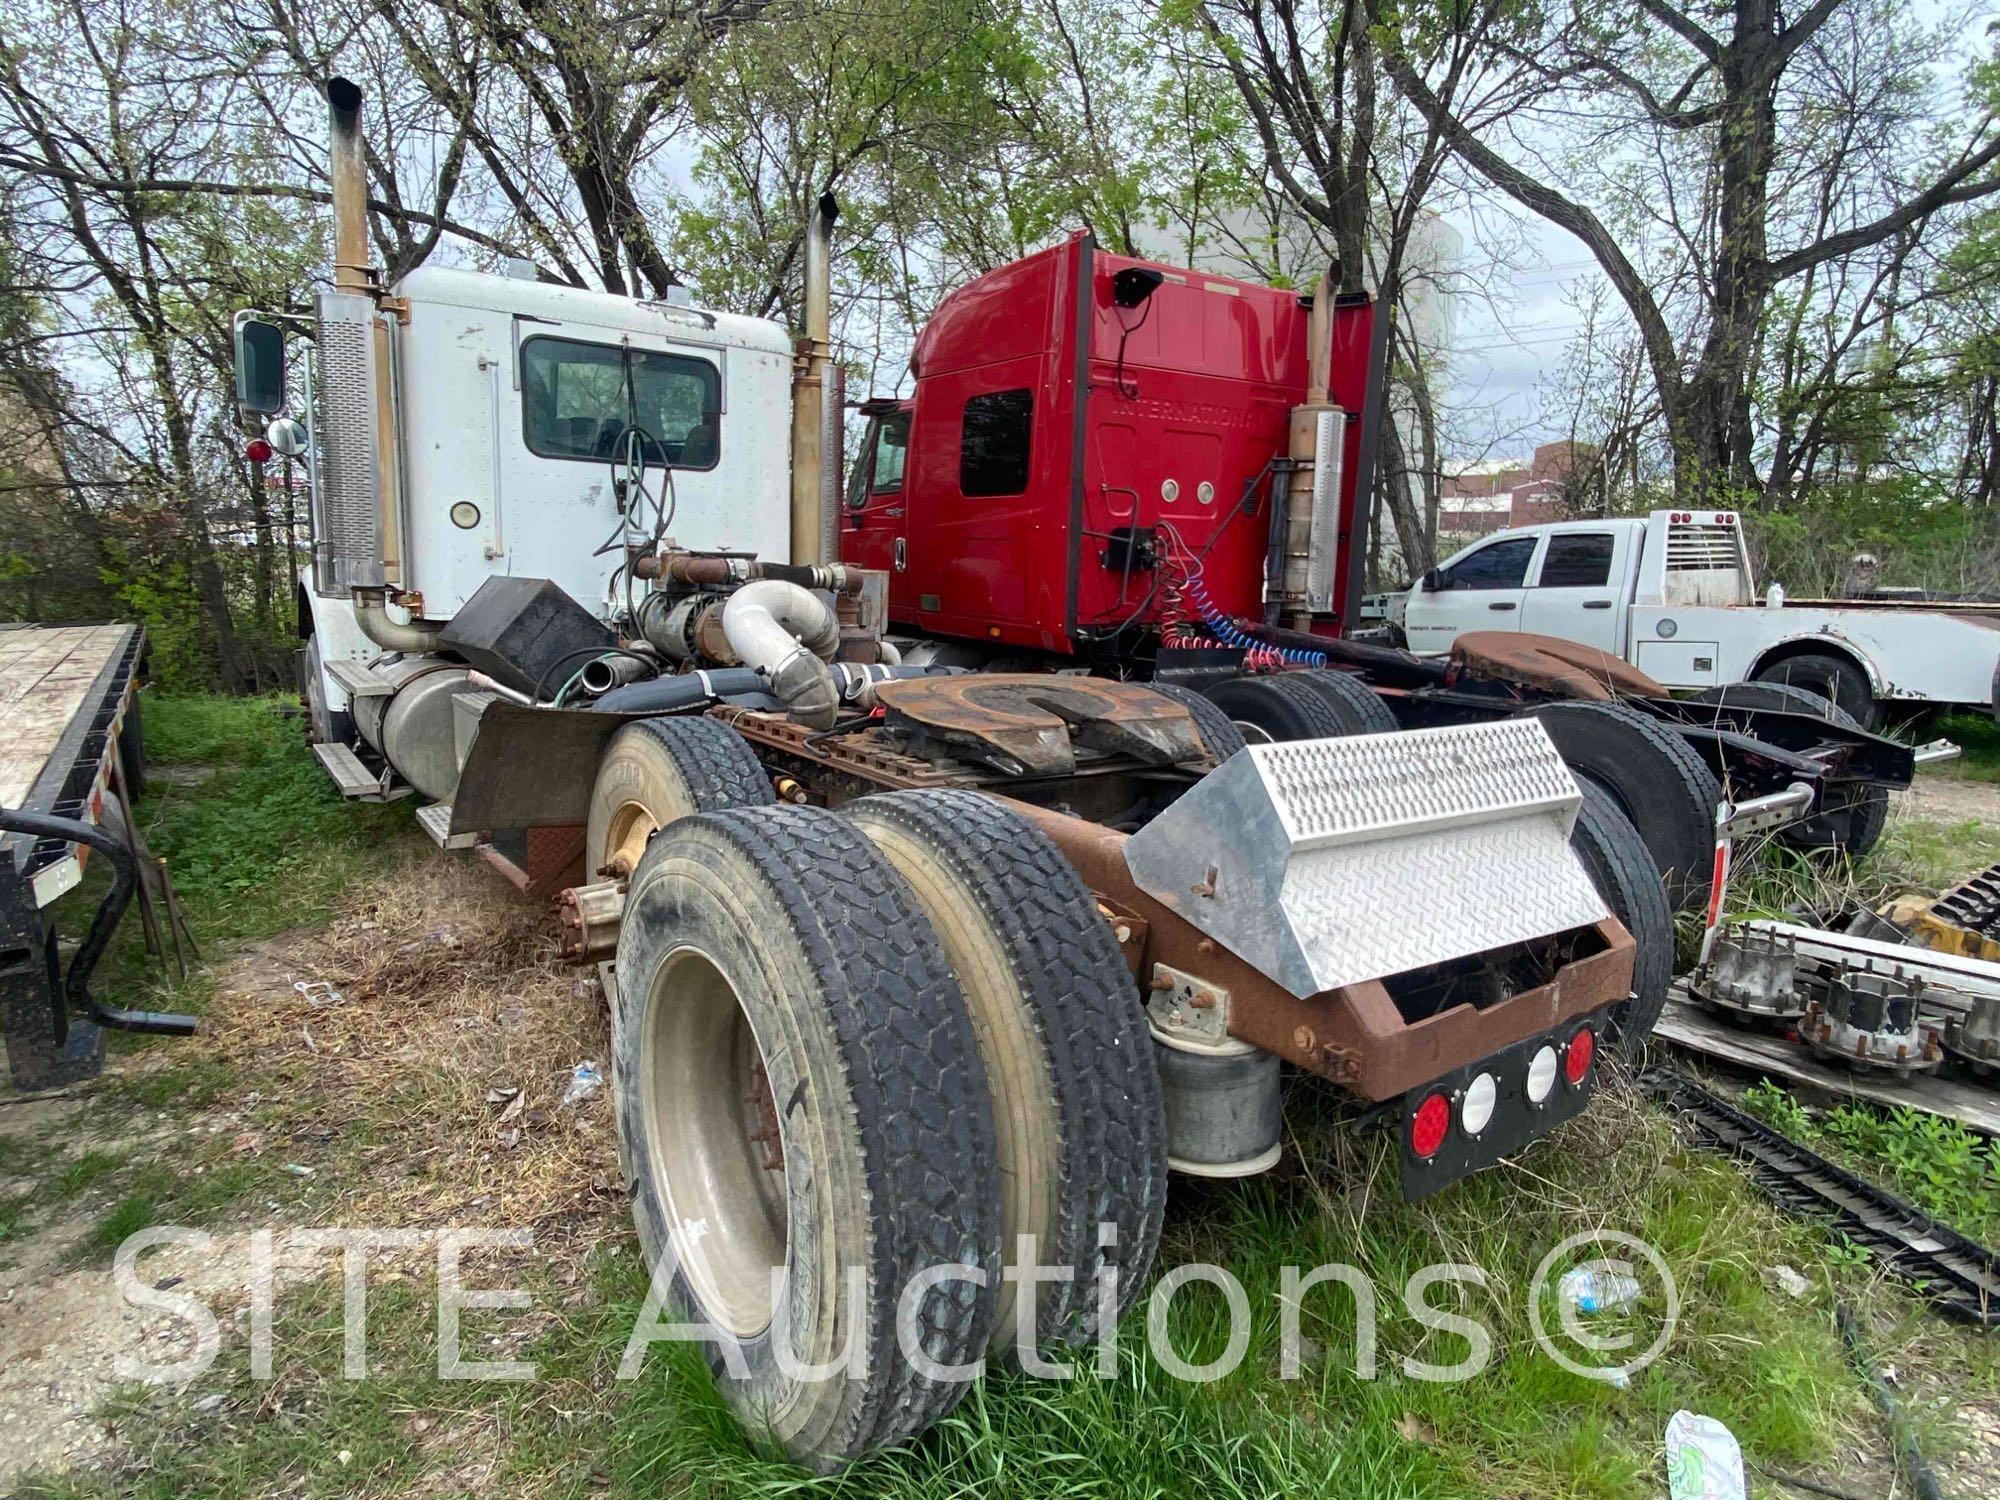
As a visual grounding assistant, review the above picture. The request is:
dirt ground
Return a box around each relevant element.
[1897,773,2000,826]
[0,862,622,1493]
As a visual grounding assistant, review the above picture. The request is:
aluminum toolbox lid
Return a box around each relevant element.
[1122,717,1608,997]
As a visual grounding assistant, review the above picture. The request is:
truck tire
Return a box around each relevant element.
[1293,668,1399,735]
[613,805,1001,1468]
[1200,672,1349,745]
[1688,681,1889,856]
[846,790,1166,1355]
[1569,782,1674,1053]
[1755,651,1876,728]
[1530,700,1721,913]
[116,696,145,799]
[1142,681,1248,762]
[586,716,774,879]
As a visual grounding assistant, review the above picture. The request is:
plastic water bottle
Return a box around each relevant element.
[1558,1266,1642,1314]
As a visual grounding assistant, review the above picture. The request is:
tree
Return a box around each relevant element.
[1379,0,2000,505]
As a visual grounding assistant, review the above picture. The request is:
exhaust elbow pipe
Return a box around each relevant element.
[722,580,840,728]
[353,589,446,653]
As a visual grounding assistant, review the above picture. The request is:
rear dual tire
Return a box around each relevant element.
[1200,668,1394,744]
[612,793,1168,1466]
[848,791,1166,1355]
[613,806,1002,1468]
[1568,782,1675,1053]
[1530,700,1722,914]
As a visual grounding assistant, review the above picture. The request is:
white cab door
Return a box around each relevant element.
[1520,528,1626,654]
[1402,533,1541,654]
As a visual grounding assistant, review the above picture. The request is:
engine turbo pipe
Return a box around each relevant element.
[326,77,371,295]
[722,579,841,728]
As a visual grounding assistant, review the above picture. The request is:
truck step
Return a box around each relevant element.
[416,803,480,852]
[325,658,396,698]
[310,741,410,803]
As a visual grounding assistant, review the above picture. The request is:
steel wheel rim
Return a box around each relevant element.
[640,944,789,1338]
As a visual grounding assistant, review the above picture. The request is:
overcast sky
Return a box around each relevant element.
[1436,209,1612,462]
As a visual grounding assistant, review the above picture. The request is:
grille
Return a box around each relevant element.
[1665,523,1740,572]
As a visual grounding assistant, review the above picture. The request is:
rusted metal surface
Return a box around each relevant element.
[481,824,586,898]
[1008,797,1637,1100]
[871,674,1204,776]
[556,877,625,964]
[1451,630,1665,702]
[714,707,963,803]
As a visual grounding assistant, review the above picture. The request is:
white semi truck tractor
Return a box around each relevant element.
[232,78,1668,1469]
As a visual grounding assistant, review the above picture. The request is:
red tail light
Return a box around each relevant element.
[1564,1026,1595,1086]
[1409,1092,1451,1159]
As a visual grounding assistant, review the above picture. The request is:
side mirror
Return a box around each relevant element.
[233,313,287,414]
[1420,567,1444,592]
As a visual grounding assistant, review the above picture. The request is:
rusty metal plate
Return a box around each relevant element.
[1452,630,1665,701]
[872,674,1204,776]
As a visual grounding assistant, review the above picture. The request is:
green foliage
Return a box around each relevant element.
[131,695,414,939]
[1738,1084,2000,1244]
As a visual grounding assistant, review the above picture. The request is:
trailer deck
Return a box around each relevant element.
[0,623,144,902]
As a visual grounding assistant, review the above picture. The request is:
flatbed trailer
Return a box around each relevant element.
[0,623,193,1090]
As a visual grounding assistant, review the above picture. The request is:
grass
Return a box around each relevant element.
[1738,1080,2000,1244]
[1927,710,2000,782]
[8,692,1999,1497]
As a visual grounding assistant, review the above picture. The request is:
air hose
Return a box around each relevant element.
[1183,573,1326,667]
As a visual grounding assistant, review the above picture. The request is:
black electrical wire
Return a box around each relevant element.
[1112,294,1154,400]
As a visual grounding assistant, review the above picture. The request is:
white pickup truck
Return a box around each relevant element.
[1393,509,2000,726]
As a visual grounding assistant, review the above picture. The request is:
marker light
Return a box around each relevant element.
[244,437,274,465]
[1460,1073,1498,1136]
[1526,1045,1560,1104]
[1409,1092,1451,1159]
[1564,1026,1596,1086]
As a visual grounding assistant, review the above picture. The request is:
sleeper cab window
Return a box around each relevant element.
[520,336,721,469]
[959,388,1033,497]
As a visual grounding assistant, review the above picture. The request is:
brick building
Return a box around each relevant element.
[1435,440,1595,544]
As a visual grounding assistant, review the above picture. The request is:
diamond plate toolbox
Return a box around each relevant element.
[1122,717,1608,997]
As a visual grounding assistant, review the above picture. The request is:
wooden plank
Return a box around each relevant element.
[0,624,130,809]
[1656,988,2000,1136]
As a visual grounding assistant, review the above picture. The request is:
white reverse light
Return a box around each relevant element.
[1461,1072,1498,1136]
[1526,1045,1559,1104]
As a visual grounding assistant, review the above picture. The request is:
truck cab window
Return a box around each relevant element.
[871,412,910,492]
[1438,536,1535,590]
[960,388,1033,496]
[521,337,720,469]
[1537,533,1614,588]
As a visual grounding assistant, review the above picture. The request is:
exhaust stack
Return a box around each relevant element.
[790,194,839,565]
[313,76,420,615]
[326,77,371,295]
[1278,261,1345,623]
